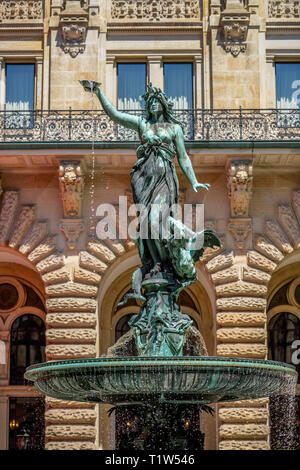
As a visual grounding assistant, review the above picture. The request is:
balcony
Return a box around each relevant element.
[0,108,300,145]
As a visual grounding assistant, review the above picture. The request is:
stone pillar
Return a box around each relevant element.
[212,157,270,450]
[35,56,43,109]
[106,55,116,104]
[194,55,203,109]
[147,55,163,89]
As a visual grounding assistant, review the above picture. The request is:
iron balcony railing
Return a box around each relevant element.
[0,108,300,143]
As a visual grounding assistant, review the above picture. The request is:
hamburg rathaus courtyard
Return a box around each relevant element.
[0,0,300,453]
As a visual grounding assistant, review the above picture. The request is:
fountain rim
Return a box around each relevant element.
[25,355,297,379]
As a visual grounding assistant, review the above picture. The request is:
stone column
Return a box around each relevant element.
[147,55,163,90]
[106,55,116,104]
[194,55,203,109]
[213,157,270,450]
[35,56,43,110]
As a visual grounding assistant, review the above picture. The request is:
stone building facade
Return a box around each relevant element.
[0,0,299,450]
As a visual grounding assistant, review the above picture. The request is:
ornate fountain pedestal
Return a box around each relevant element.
[129,273,193,357]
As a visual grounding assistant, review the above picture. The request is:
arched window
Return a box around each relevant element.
[10,315,45,385]
[268,312,300,378]
[268,275,300,450]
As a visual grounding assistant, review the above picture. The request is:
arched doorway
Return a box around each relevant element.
[267,264,300,450]
[97,253,217,450]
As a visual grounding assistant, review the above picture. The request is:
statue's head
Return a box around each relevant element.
[142,83,183,127]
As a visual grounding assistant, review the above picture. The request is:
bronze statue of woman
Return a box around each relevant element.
[80,80,220,356]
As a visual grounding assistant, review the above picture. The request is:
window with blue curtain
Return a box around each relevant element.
[117,63,146,111]
[5,64,35,128]
[164,63,193,110]
[276,63,300,109]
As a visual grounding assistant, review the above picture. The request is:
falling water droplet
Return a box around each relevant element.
[89,80,96,239]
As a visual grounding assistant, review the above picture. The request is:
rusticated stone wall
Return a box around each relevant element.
[213,189,300,450]
[0,190,98,450]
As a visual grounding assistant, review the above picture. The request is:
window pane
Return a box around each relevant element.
[6,64,35,111]
[117,63,146,110]
[10,314,45,385]
[276,63,300,109]
[164,63,193,110]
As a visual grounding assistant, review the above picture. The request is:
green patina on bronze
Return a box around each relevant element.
[80,80,221,357]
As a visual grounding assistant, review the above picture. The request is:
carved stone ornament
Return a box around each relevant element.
[268,0,300,18]
[110,0,200,22]
[59,0,88,58]
[59,160,84,217]
[227,218,252,250]
[226,159,253,217]
[0,1,43,21]
[60,218,85,251]
[220,0,250,56]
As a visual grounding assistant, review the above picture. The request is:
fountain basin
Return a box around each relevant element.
[25,356,297,405]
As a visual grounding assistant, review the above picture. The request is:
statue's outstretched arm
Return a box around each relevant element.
[80,81,140,132]
[175,124,210,192]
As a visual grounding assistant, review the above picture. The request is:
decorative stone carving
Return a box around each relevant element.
[219,423,269,439]
[0,1,43,21]
[220,1,250,56]
[79,250,108,274]
[217,343,266,358]
[28,236,57,263]
[58,1,88,58]
[219,398,268,408]
[242,266,271,285]
[264,218,293,254]
[42,267,71,285]
[46,442,95,450]
[211,265,241,285]
[46,344,96,359]
[73,267,101,285]
[45,282,98,298]
[206,251,234,273]
[46,397,95,409]
[35,252,65,274]
[216,296,266,311]
[226,160,253,217]
[60,219,84,251]
[247,250,277,273]
[46,328,96,343]
[254,235,284,263]
[46,312,96,328]
[0,191,19,244]
[219,440,269,450]
[292,189,300,223]
[46,424,96,440]
[8,205,36,249]
[45,408,96,424]
[87,238,116,264]
[110,0,201,21]
[219,407,268,423]
[216,280,267,297]
[59,161,84,217]
[227,218,252,250]
[277,203,300,248]
[46,297,97,312]
[217,327,265,343]
[217,312,266,327]
[19,221,49,255]
[268,0,300,18]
